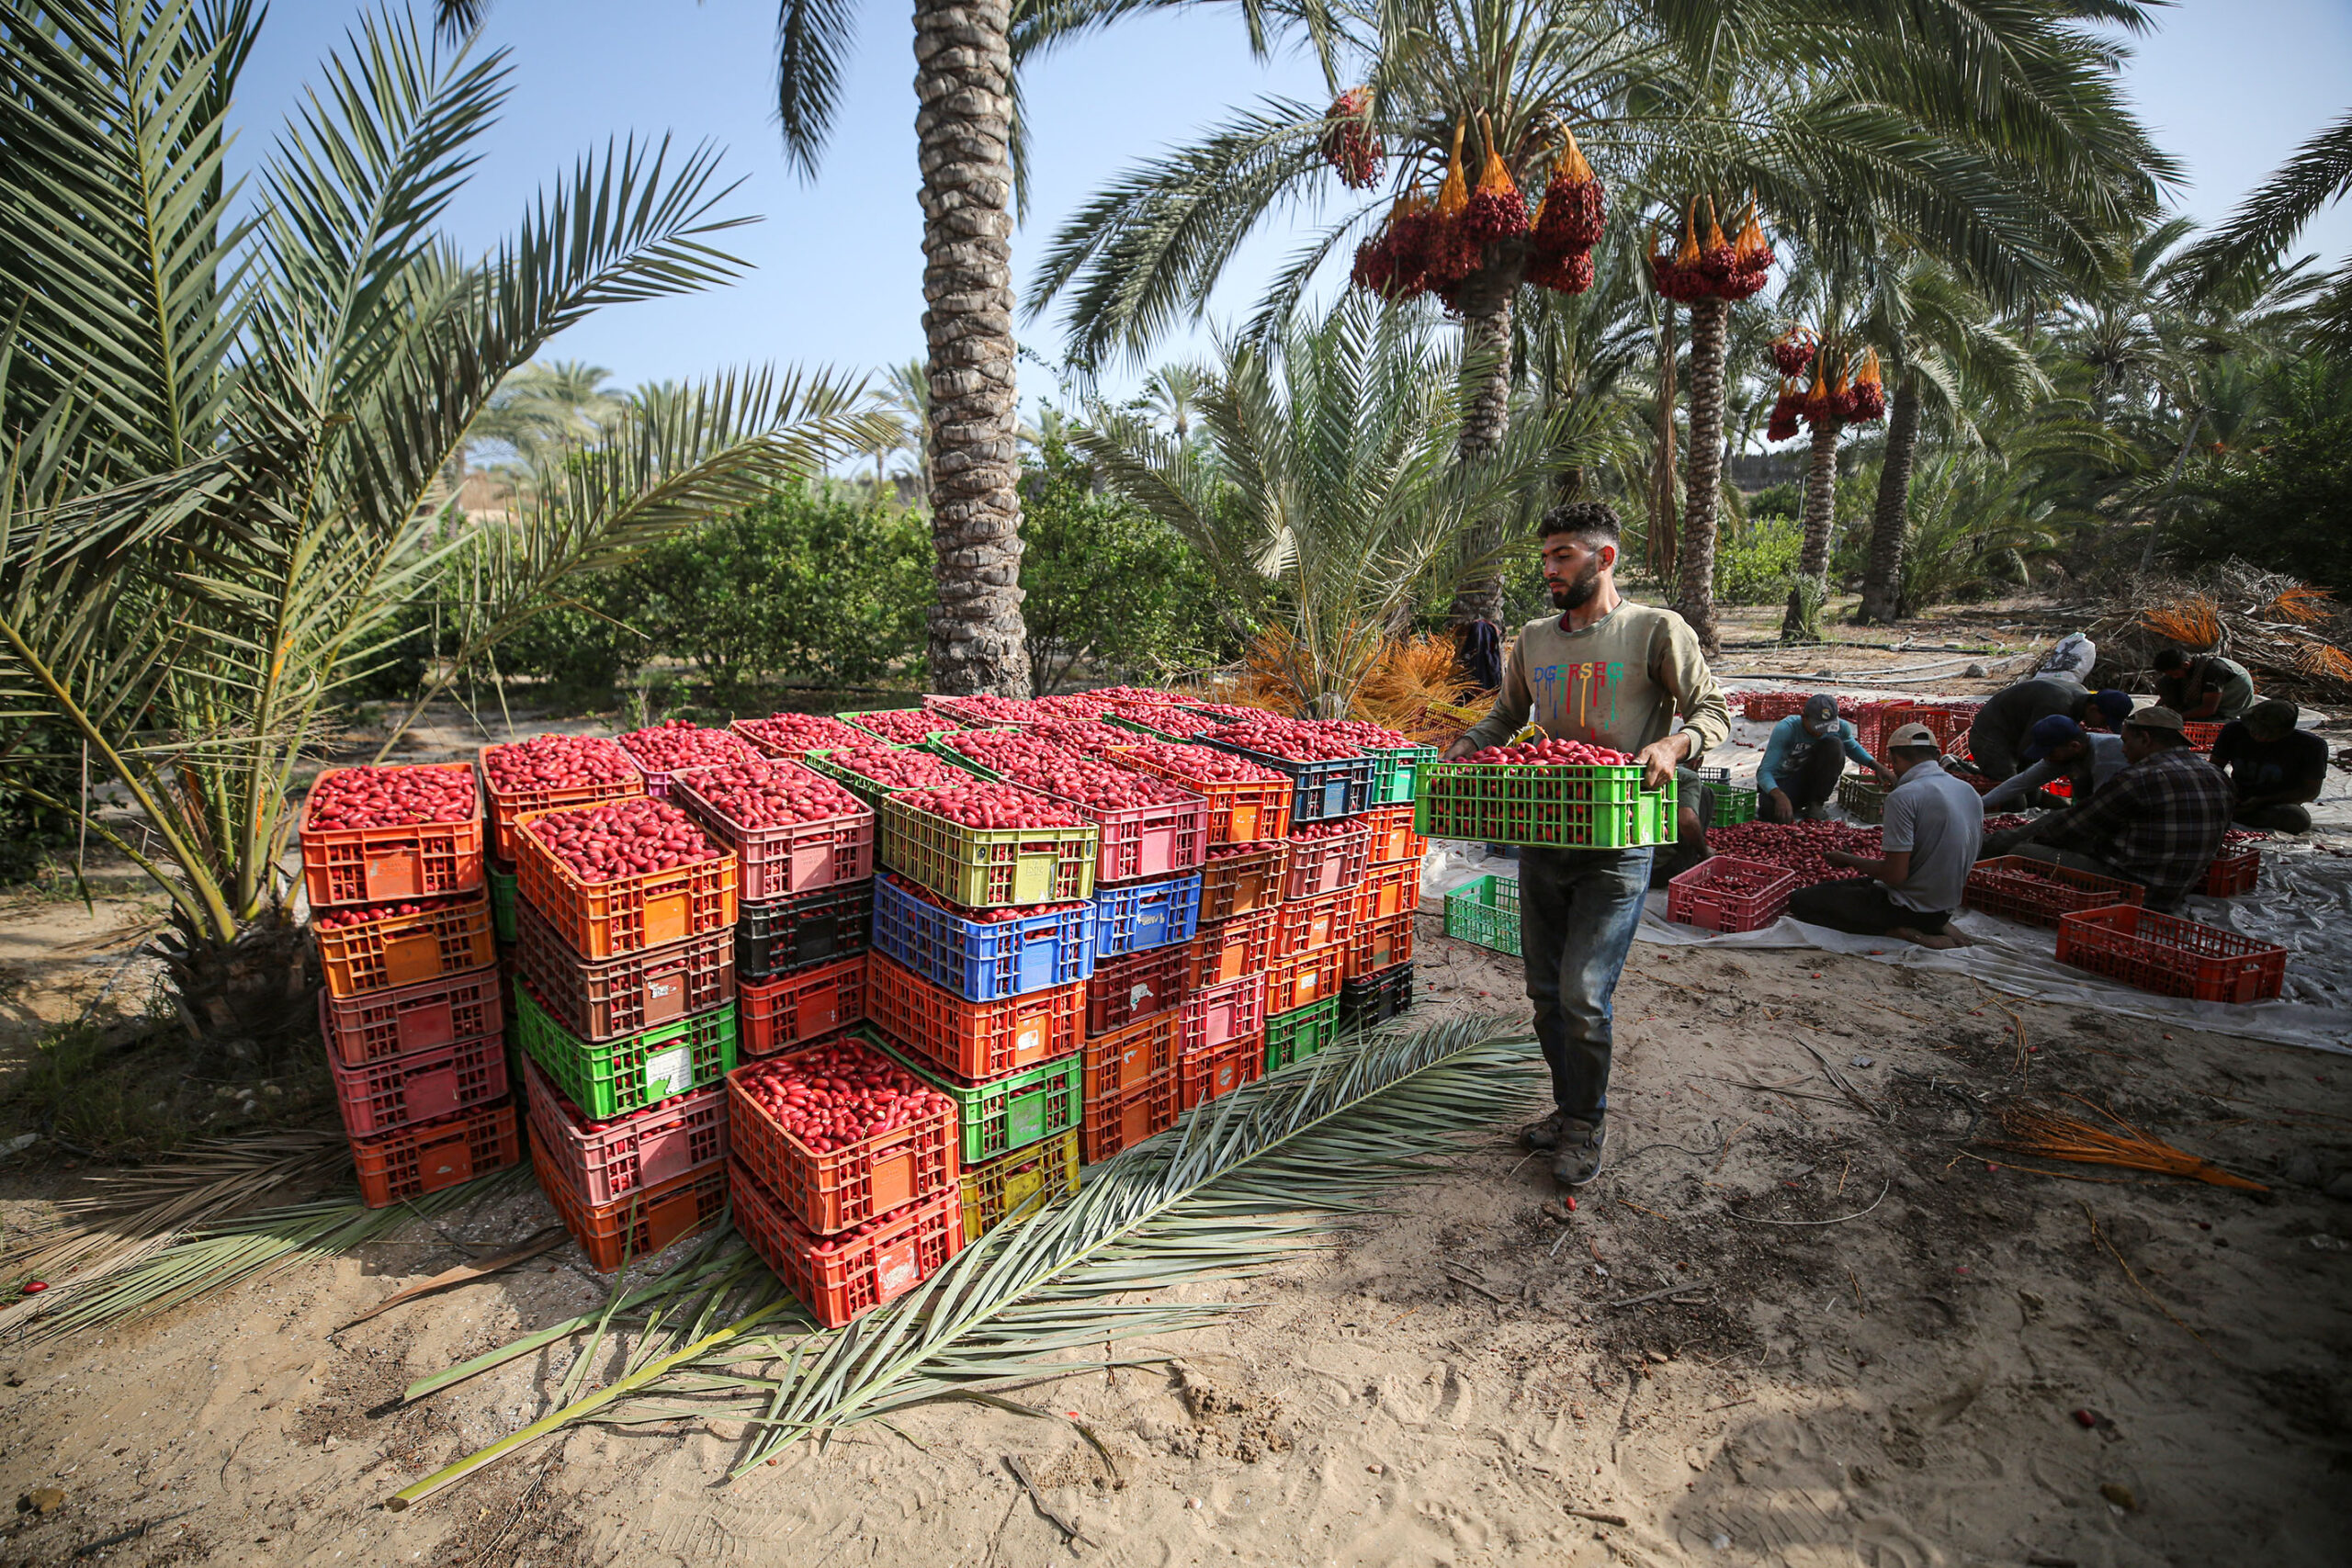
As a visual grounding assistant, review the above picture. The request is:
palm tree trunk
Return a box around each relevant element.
[1445,281,1515,626]
[1858,369,1921,624]
[1673,297,1727,653]
[1649,302,1678,579]
[1781,418,1841,640]
[916,0,1031,697]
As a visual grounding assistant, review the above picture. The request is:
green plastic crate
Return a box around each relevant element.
[489,863,517,943]
[1443,874,1521,957]
[1708,785,1758,827]
[1367,743,1440,807]
[1415,763,1677,849]
[1264,996,1340,1072]
[915,733,1012,783]
[514,989,737,1120]
[869,1028,1084,1165]
[877,794,1098,908]
[1838,774,1887,824]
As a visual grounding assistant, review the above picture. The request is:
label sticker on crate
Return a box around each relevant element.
[1014,1003,1051,1062]
[646,1044,693,1100]
[1295,968,1322,1003]
[646,974,685,1021]
[876,1237,922,1299]
[1127,979,1158,1011]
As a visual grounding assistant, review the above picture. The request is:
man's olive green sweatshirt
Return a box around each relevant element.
[1457,600,1730,761]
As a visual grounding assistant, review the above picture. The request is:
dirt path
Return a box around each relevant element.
[3,914,2347,1567]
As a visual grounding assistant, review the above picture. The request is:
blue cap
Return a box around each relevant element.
[2087,689,2132,730]
[2021,713,2085,763]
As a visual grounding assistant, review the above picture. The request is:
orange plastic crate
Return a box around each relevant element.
[1354,861,1419,924]
[1272,887,1355,958]
[726,1040,959,1234]
[514,902,734,1042]
[532,1134,728,1273]
[1080,1065,1180,1163]
[513,804,737,960]
[1184,906,1277,989]
[1280,823,1372,900]
[351,1100,520,1209]
[1085,944,1187,1036]
[866,953,1083,1080]
[1108,748,1295,845]
[1080,1010,1178,1104]
[1198,842,1284,923]
[1180,972,1266,1056]
[671,761,876,902]
[298,764,484,908]
[318,964,502,1068]
[315,891,496,999]
[478,738,645,862]
[1266,946,1345,1013]
[1962,855,2143,928]
[330,1031,508,1138]
[738,953,867,1057]
[1363,804,1427,866]
[2203,847,2260,897]
[2183,721,2226,751]
[2055,905,2286,1003]
[1180,1029,1265,1111]
[732,1160,963,1327]
[1346,912,1416,979]
[522,1055,728,1209]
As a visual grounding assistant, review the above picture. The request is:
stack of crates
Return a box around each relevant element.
[492,732,743,1271]
[865,770,1103,1232]
[303,762,519,1208]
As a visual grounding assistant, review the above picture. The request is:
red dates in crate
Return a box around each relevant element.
[527,798,724,883]
[1118,740,1284,784]
[735,1039,953,1155]
[831,746,965,791]
[883,871,1085,925]
[689,761,863,828]
[947,733,1193,810]
[1213,716,1362,761]
[897,783,1087,832]
[736,713,871,754]
[1113,703,1220,737]
[314,896,468,931]
[617,720,756,774]
[483,733,639,790]
[1454,738,1632,766]
[305,765,475,829]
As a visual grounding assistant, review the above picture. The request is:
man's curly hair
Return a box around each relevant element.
[1538,501,1622,545]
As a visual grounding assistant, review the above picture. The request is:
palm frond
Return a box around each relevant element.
[2181,107,2352,299]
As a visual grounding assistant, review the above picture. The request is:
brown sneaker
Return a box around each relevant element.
[1521,1111,1566,1152]
[1549,1120,1608,1186]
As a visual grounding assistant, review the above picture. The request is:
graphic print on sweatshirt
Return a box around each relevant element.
[1528,658,1627,734]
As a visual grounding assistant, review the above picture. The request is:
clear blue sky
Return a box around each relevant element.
[232,1,2352,410]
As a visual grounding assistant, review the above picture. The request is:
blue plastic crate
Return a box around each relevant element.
[1091,873,1203,962]
[871,874,1096,1002]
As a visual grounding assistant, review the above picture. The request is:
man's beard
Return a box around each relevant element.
[1549,556,1602,610]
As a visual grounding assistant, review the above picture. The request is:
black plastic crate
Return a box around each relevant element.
[1339,961,1414,1032]
[737,879,875,983]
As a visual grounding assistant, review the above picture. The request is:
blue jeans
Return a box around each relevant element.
[1519,845,1655,1124]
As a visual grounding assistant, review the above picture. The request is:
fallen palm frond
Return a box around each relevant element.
[2267,585,2335,626]
[2085,560,2352,700]
[1989,1096,2267,1191]
[2140,592,2221,649]
[6,1162,533,1340]
[389,1017,1541,1508]
[0,1128,351,1336]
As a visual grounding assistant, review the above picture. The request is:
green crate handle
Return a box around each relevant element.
[865,1028,1085,1166]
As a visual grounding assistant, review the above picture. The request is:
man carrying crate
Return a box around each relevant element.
[1443,502,1730,1187]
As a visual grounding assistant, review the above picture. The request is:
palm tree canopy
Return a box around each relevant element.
[2181,107,2352,342]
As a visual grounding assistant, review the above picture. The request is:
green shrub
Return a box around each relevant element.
[2170,412,2352,591]
[1713,517,1805,604]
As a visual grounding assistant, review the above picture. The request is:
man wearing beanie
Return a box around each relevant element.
[2211,700,2327,833]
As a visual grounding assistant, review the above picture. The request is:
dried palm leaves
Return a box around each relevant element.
[1991,1096,2267,1191]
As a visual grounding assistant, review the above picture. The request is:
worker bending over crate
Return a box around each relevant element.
[1786,722,1983,948]
[1445,502,1729,1188]
[1756,694,1888,822]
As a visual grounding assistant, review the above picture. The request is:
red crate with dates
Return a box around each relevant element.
[726,1035,959,1235]
[732,1160,963,1326]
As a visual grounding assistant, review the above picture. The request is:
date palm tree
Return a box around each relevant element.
[2184,108,2352,348]
[1,3,886,1038]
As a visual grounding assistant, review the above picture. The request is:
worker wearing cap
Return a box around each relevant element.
[1756,695,1889,823]
[2080,689,2134,733]
[1981,714,2128,815]
[1965,671,2093,779]
[2038,631,2097,682]
[1785,722,1983,947]
[2211,699,2326,833]
[2013,706,2233,911]
[2153,649,2256,722]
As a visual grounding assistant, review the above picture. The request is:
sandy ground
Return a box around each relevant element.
[4,605,2350,1566]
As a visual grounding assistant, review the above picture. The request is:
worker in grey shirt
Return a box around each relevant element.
[1786,723,1984,948]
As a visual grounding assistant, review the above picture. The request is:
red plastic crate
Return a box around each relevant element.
[2184,721,2226,751]
[1345,911,1416,979]
[1108,748,1295,845]
[726,1040,958,1235]
[1085,944,1187,1037]
[1198,842,1284,923]
[1179,1029,1265,1111]
[1963,855,2143,928]
[671,761,876,902]
[738,953,868,1056]
[330,1031,508,1138]
[1280,822,1372,900]
[1081,1010,1180,1104]
[1362,804,1427,867]
[2203,847,2260,897]
[1272,888,1356,959]
[298,764,483,909]
[1080,1065,1181,1163]
[866,953,1083,1080]
[732,1160,963,1327]
[315,891,497,998]
[522,1055,727,1209]
[532,1134,728,1273]
[1878,704,1973,753]
[478,739,645,862]
[1184,905,1277,989]
[351,1100,520,1209]
[1737,691,1808,723]
[514,902,734,1043]
[1667,856,1800,933]
[1180,972,1266,1056]
[1265,946,1345,1014]
[318,965,502,1068]
[2055,905,2287,1003]
[1355,860,1419,925]
[513,804,737,960]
